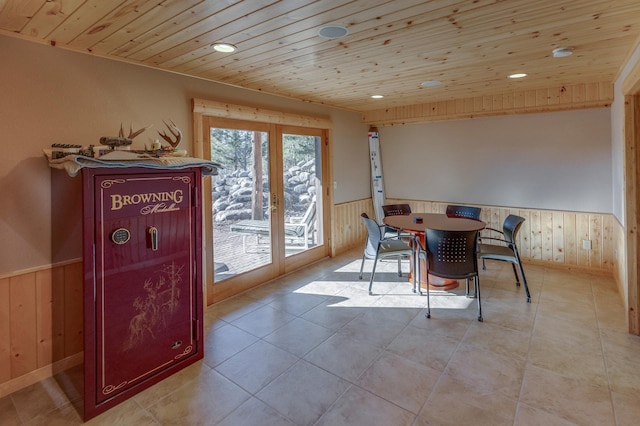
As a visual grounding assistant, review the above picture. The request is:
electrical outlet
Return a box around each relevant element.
[344,223,350,232]
[582,239,591,250]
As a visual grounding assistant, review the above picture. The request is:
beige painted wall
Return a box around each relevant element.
[378,108,612,213]
[0,35,369,274]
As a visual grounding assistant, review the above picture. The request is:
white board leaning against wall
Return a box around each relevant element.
[368,128,386,223]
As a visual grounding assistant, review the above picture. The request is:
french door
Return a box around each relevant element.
[203,117,328,302]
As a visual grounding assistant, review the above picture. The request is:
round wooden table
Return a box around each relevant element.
[383,213,486,290]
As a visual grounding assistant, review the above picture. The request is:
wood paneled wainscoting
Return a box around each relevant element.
[332,198,375,255]
[333,198,625,298]
[0,260,83,398]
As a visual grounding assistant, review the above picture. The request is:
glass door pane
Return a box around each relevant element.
[210,127,272,281]
[282,131,323,257]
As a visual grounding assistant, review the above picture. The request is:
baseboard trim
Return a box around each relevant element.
[0,352,83,399]
[522,258,613,276]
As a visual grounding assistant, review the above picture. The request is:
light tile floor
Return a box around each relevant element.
[3,249,640,425]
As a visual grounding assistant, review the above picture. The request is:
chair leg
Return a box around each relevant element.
[414,252,422,296]
[515,259,532,303]
[511,263,521,287]
[411,237,421,295]
[465,278,477,298]
[475,276,483,322]
[397,256,402,276]
[424,268,431,318]
[358,254,366,280]
[368,255,380,295]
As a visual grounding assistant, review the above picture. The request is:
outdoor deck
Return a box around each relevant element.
[213,223,315,282]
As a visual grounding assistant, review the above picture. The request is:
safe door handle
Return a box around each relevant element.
[148,226,159,251]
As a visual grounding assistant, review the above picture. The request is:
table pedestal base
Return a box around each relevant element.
[423,275,460,291]
[408,271,460,291]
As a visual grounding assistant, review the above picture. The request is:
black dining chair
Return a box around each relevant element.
[417,228,483,321]
[381,203,412,237]
[445,204,481,220]
[382,203,412,217]
[446,204,481,220]
[446,204,482,296]
[478,214,531,303]
[359,213,414,295]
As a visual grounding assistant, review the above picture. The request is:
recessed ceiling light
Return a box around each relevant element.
[508,73,528,79]
[318,25,349,39]
[371,94,384,99]
[552,47,573,58]
[212,43,237,53]
[421,80,442,88]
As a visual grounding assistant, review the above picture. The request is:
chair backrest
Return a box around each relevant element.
[502,214,525,245]
[446,204,481,220]
[302,199,316,227]
[382,203,412,217]
[424,228,479,279]
[361,213,383,257]
[285,199,317,238]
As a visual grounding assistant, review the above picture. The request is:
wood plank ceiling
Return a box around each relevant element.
[2,0,640,114]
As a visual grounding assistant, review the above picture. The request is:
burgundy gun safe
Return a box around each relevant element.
[80,167,204,420]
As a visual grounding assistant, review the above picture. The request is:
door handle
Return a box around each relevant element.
[148,226,159,251]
